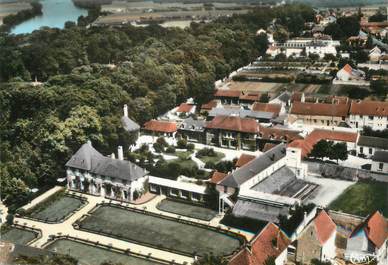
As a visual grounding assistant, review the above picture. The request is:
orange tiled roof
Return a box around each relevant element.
[351,211,388,249]
[288,129,358,158]
[252,103,281,117]
[177,103,194,113]
[290,101,350,117]
[229,223,290,265]
[262,143,277,152]
[143,120,177,133]
[201,100,218,111]
[214,89,241,98]
[342,64,353,74]
[205,115,259,134]
[350,100,388,117]
[239,92,261,102]
[314,210,337,245]
[259,126,303,143]
[235,154,256,168]
[210,171,227,184]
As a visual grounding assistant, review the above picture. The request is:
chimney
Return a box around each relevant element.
[123,104,128,118]
[111,153,116,159]
[87,140,92,146]
[301,93,305,103]
[118,146,124,160]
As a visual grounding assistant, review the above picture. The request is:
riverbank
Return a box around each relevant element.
[1,1,42,31]
[0,1,31,25]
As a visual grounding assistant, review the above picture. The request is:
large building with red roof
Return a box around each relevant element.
[228,223,290,265]
[295,210,337,263]
[143,120,177,137]
[345,211,388,263]
[204,115,259,151]
[348,100,388,131]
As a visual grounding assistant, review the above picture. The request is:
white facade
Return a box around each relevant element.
[348,114,388,131]
[275,248,288,265]
[321,230,337,261]
[371,160,388,173]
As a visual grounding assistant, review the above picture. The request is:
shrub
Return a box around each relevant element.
[153,142,164,153]
[186,143,195,151]
[156,137,168,147]
[177,139,187,149]
[196,148,216,158]
[6,214,14,225]
[205,161,216,169]
[165,146,176,153]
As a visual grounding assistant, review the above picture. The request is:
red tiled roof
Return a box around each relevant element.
[239,92,261,102]
[235,154,256,167]
[214,89,241,98]
[201,100,218,111]
[143,120,177,133]
[229,223,290,265]
[350,100,388,117]
[288,129,359,158]
[351,211,388,249]
[259,126,303,143]
[342,64,353,74]
[291,92,302,103]
[210,171,227,184]
[290,101,350,117]
[262,143,277,152]
[252,103,281,117]
[177,103,194,113]
[205,116,259,134]
[314,210,337,245]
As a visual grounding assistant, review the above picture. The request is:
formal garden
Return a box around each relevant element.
[0,225,39,245]
[17,190,87,223]
[76,204,243,257]
[44,237,167,265]
[329,180,388,217]
[156,198,218,221]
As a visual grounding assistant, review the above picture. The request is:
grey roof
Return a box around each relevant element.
[357,136,388,150]
[208,108,274,120]
[121,116,140,132]
[179,117,205,132]
[251,166,296,194]
[66,142,148,181]
[219,143,287,188]
[232,199,289,222]
[372,151,388,163]
[274,91,291,103]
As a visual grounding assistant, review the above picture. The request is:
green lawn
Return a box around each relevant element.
[329,181,388,217]
[0,227,37,245]
[157,199,218,221]
[197,152,225,164]
[78,205,242,256]
[170,158,197,169]
[45,239,162,265]
[175,151,193,160]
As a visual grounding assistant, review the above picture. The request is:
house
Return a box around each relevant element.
[228,223,290,265]
[214,89,241,105]
[289,100,350,127]
[336,64,366,82]
[176,103,195,116]
[371,151,388,173]
[143,120,177,137]
[369,46,383,62]
[252,102,283,118]
[357,136,388,158]
[216,144,316,222]
[204,115,259,151]
[121,104,140,136]
[258,125,303,149]
[345,211,388,263]
[200,100,219,113]
[288,129,359,158]
[66,141,148,202]
[295,210,337,264]
[178,117,205,143]
[348,100,388,131]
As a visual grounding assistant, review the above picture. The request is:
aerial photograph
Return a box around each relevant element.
[0,0,387,264]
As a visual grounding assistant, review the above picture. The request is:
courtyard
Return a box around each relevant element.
[77,204,243,257]
[156,199,218,221]
[0,226,38,245]
[329,180,388,217]
[44,238,165,265]
[25,193,86,223]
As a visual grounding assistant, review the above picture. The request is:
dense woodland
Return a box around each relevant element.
[0,4,316,210]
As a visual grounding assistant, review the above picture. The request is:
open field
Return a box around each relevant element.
[0,2,31,25]
[78,204,242,256]
[0,227,37,245]
[157,199,218,221]
[27,194,86,223]
[329,181,388,217]
[45,238,163,265]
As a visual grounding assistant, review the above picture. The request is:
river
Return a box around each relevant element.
[10,0,87,35]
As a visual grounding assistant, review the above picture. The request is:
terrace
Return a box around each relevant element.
[76,204,243,257]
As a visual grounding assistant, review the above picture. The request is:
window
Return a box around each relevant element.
[150,184,157,192]
[360,147,363,153]
[181,190,189,199]
[170,188,179,196]
[369,116,374,120]
[369,148,373,155]
[191,193,200,201]
[379,163,383,171]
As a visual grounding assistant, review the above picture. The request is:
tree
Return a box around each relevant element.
[273,26,289,43]
[330,142,348,163]
[193,253,228,265]
[371,80,387,96]
[14,254,78,265]
[309,140,331,159]
[369,11,386,22]
[264,256,276,265]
